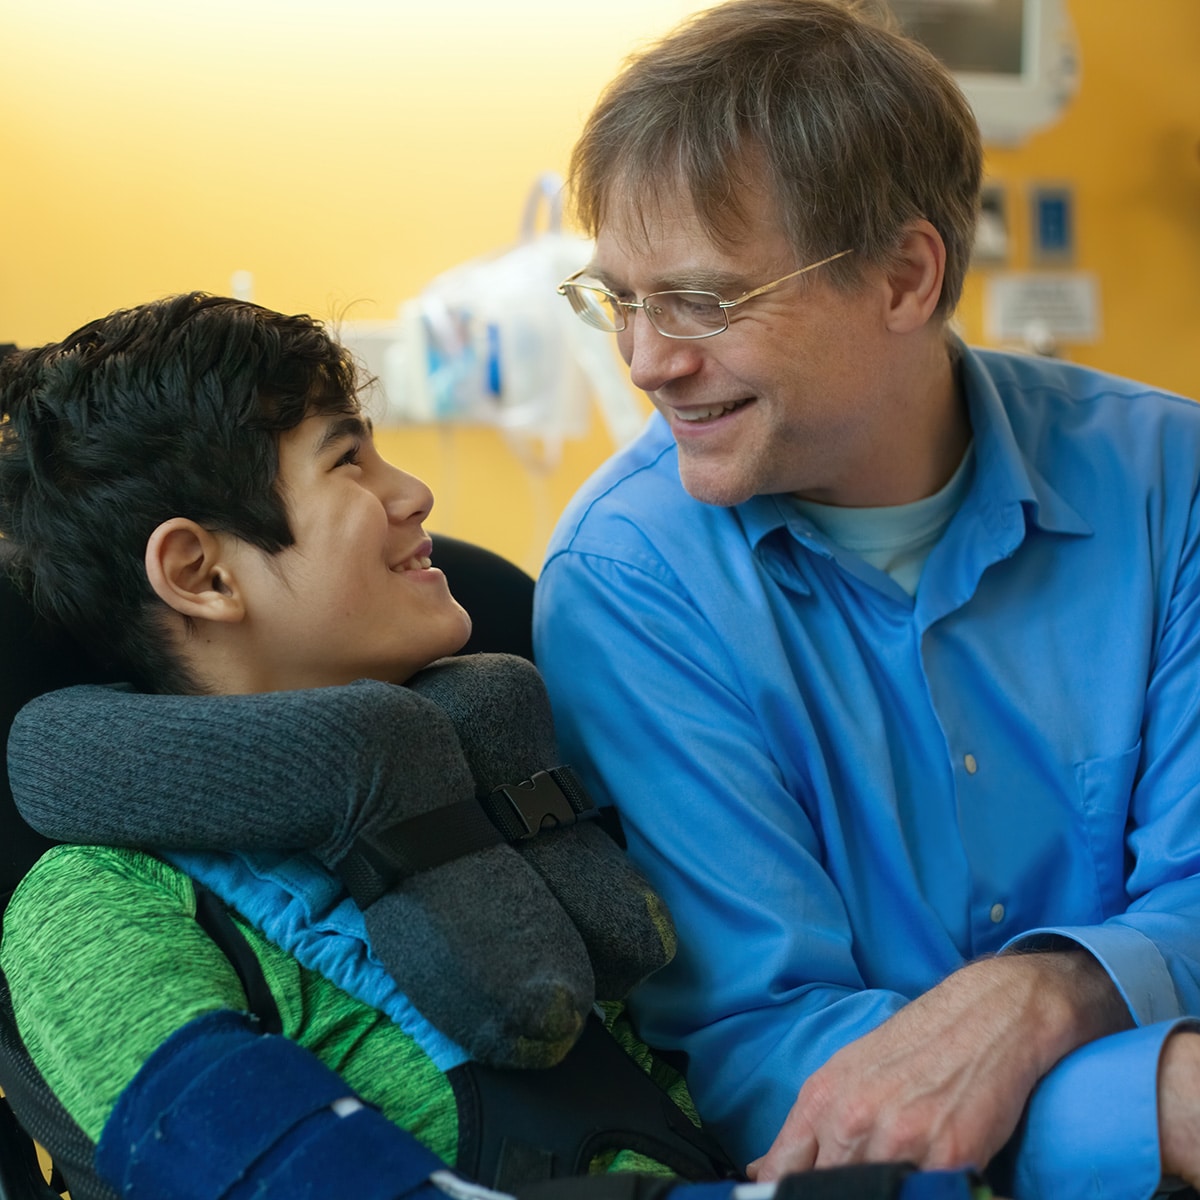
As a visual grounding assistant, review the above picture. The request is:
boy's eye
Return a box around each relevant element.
[335,443,362,468]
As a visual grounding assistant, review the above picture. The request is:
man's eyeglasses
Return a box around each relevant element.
[556,249,853,340]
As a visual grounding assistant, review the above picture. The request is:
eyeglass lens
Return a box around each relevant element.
[648,292,726,336]
[564,286,624,332]
[564,285,727,338]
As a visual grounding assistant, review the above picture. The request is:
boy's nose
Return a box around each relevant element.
[383,466,434,525]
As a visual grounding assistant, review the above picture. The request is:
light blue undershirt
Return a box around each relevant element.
[792,444,975,597]
[535,342,1200,1199]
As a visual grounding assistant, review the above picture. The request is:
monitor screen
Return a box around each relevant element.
[886,0,1077,144]
[890,0,1024,77]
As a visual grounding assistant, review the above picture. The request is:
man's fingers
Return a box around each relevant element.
[748,1108,820,1181]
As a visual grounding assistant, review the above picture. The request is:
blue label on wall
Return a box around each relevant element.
[1032,186,1074,263]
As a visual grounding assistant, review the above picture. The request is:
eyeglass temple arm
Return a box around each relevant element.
[721,249,854,309]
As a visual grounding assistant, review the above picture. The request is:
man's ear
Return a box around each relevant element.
[883,219,947,334]
[144,518,246,624]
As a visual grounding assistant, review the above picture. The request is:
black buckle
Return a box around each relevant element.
[488,769,592,842]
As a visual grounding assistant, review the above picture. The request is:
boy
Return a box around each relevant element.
[0,293,725,1198]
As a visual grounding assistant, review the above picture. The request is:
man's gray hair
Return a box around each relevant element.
[569,0,982,317]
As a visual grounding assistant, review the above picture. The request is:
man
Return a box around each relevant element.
[533,2,1200,1197]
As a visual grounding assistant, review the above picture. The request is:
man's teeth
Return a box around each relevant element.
[674,400,746,423]
[397,556,432,571]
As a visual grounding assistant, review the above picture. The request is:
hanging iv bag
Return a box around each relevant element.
[377,174,644,467]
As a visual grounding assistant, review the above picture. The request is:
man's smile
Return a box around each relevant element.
[666,397,755,426]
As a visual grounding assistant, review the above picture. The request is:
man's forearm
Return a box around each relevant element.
[989,945,1134,1076]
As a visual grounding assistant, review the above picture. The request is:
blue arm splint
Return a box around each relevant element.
[96,1009,448,1199]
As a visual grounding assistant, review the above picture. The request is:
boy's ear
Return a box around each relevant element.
[144,518,246,624]
[883,218,947,334]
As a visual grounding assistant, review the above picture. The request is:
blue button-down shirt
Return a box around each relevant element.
[534,344,1200,1199]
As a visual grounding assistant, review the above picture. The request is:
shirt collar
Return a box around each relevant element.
[957,339,1092,539]
[739,339,1093,555]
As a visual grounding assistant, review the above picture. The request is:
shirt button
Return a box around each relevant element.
[990,903,1005,924]
[964,753,978,774]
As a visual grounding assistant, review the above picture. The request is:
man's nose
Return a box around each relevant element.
[622,311,706,393]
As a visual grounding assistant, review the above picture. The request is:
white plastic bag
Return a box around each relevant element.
[373,174,644,467]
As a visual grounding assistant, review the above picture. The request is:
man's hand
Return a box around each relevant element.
[1158,1029,1200,1187]
[748,950,1131,1180]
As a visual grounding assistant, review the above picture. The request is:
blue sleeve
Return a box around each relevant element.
[991,497,1200,1197]
[1010,1020,1200,1200]
[534,548,908,1167]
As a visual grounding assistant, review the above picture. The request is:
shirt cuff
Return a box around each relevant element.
[1011,1018,1198,1200]
[1002,924,1181,1027]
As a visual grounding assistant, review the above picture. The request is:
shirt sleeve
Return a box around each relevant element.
[1006,1020,1198,1200]
[987,500,1200,1198]
[535,547,911,1167]
[0,845,250,1141]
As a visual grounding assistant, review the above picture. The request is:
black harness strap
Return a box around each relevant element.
[449,1012,735,1191]
[192,884,283,1037]
[189,806,729,1190]
[337,766,599,908]
[337,800,506,908]
[190,887,729,1192]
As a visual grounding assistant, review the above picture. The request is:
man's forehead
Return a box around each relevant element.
[595,147,783,244]
[591,183,791,287]
[596,183,710,255]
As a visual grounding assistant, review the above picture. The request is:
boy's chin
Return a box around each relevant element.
[432,604,474,662]
[388,616,475,686]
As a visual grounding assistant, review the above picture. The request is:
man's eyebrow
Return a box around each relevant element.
[586,264,748,296]
[313,413,371,458]
[583,264,620,290]
[683,270,750,295]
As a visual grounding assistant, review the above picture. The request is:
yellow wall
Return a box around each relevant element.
[955,3,1200,401]
[3,2,1198,574]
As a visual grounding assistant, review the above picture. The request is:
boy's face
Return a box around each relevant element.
[229,410,472,691]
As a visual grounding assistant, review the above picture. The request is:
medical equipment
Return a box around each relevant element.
[889,0,1080,146]
[339,175,645,471]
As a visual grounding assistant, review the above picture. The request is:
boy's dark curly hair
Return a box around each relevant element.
[0,292,360,693]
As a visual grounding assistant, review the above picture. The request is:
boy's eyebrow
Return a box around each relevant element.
[312,413,371,458]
